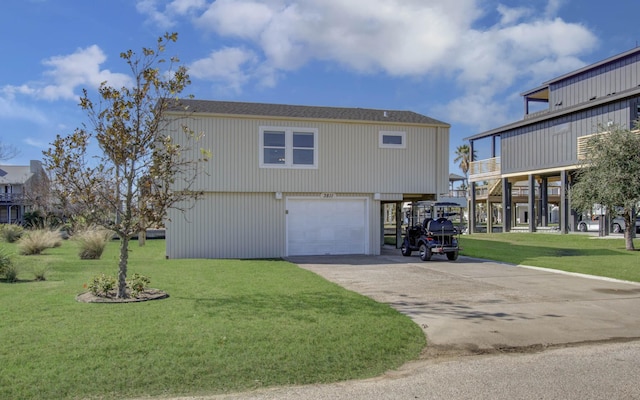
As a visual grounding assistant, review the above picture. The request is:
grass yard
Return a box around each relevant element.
[459,233,640,282]
[0,239,425,400]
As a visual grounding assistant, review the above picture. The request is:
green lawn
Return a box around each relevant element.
[460,233,640,282]
[0,239,425,400]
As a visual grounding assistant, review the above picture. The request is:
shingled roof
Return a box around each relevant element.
[166,99,448,126]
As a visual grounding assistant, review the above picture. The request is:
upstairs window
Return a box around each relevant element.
[379,131,406,148]
[260,127,318,168]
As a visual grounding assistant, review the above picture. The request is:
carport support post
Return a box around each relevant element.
[395,202,403,249]
[470,181,477,234]
[540,176,548,227]
[502,178,511,232]
[486,198,493,233]
[528,174,536,232]
[560,170,569,234]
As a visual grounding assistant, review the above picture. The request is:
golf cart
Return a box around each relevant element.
[400,202,462,261]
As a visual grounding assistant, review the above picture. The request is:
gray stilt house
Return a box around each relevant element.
[466,47,640,233]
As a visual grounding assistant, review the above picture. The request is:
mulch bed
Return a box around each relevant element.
[76,289,169,303]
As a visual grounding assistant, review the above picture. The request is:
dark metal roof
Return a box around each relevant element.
[465,85,640,141]
[166,99,449,126]
[543,46,640,86]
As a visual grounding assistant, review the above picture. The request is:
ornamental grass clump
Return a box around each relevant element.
[16,229,63,255]
[31,264,50,281]
[73,228,114,260]
[0,224,24,243]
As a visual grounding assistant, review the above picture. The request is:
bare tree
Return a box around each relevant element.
[571,123,640,250]
[44,33,209,298]
[0,141,18,161]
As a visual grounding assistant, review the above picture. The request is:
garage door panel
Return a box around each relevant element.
[287,198,367,256]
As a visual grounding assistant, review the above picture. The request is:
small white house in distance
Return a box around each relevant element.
[163,100,450,259]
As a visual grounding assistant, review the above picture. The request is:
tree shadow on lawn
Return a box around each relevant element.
[178,292,397,320]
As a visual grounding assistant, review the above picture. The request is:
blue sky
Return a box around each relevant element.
[1,0,639,176]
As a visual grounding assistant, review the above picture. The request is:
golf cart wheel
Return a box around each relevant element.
[612,223,622,233]
[419,243,431,261]
[400,239,412,256]
[578,223,587,232]
[446,251,458,261]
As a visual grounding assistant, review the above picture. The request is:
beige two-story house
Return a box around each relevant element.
[163,100,450,258]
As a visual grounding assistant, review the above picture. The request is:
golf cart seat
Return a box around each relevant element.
[426,218,456,234]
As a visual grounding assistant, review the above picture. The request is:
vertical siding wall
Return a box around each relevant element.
[166,192,286,259]
[550,52,640,111]
[502,100,633,174]
[165,192,382,258]
[166,116,447,196]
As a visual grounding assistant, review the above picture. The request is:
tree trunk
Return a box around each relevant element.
[625,224,636,251]
[117,236,130,298]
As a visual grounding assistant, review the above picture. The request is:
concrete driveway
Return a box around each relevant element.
[287,247,640,355]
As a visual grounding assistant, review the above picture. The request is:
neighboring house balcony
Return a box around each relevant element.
[448,189,467,198]
[523,109,550,120]
[469,157,501,183]
[474,178,561,204]
[475,183,561,198]
[0,193,25,203]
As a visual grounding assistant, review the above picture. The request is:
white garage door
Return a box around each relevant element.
[287,198,368,256]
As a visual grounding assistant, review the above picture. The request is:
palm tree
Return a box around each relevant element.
[454,144,472,183]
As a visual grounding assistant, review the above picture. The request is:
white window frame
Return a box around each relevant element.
[259,126,318,169]
[379,130,406,149]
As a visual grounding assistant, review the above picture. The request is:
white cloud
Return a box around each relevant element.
[137,0,207,28]
[143,0,598,130]
[136,0,175,28]
[189,47,260,94]
[1,45,132,102]
[24,137,48,148]
[195,0,480,75]
[183,1,595,91]
[436,92,517,133]
[0,95,48,124]
[168,0,207,15]
[37,45,132,101]
[195,0,274,39]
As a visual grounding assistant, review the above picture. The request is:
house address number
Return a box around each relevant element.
[320,193,336,198]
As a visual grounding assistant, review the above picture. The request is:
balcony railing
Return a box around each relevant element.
[469,157,501,182]
[0,193,26,203]
[577,129,640,160]
[475,185,561,197]
[523,109,550,119]
[447,189,467,198]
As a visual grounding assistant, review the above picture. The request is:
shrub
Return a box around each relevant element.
[127,273,151,297]
[0,224,24,243]
[23,211,64,230]
[88,273,117,296]
[17,230,63,255]
[73,228,114,260]
[86,272,151,298]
